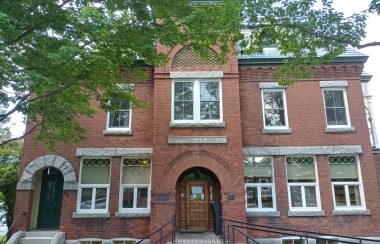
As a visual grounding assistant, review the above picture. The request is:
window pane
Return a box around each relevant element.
[244,156,273,183]
[80,188,92,209]
[329,156,359,181]
[290,186,303,207]
[81,159,110,184]
[200,101,220,120]
[122,165,151,184]
[123,188,134,208]
[263,91,284,109]
[200,82,219,101]
[109,110,130,128]
[95,188,107,209]
[332,90,345,107]
[136,188,148,208]
[174,82,193,101]
[334,185,347,206]
[348,185,362,206]
[286,157,315,182]
[264,109,286,126]
[246,187,258,208]
[324,90,335,107]
[334,108,347,125]
[174,101,193,120]
[305,186,318,207]
[261,187,273,208]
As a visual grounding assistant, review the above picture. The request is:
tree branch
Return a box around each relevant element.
[0,122,42,147]
[357,41,380,49]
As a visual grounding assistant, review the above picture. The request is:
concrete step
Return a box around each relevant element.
[19,237,53,244]
[24,231,58,238]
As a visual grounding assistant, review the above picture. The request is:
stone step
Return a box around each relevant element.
[19,237,53,244]
[24,231,58,238]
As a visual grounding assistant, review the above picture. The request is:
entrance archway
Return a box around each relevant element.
[36,167,64,229]
[176,167,221,232]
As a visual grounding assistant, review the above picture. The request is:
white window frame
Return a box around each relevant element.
[171,79,223,124]
[77,157,111,213]
[119,158,152,213]
[244,156,277,212]
[261,89,289,130]
[285,156,321,211]
[330,155,366,210]
[106,103,132,132]
[322,88,351,128]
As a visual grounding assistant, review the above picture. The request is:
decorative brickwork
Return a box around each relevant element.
[172,46,221,70]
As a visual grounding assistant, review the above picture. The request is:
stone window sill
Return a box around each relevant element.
[288,210,325,217]
[325,127,355,133]
[115,212,150,218]
[246,211,280,217]
[333,209,370,216]
[170,122,225,128]
[262,128,293,134]
[72,212,110,219]
[103,129,133,135]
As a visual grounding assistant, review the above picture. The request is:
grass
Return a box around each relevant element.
[0,234,5,244]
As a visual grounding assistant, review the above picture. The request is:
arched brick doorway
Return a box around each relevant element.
[176,167,221,233]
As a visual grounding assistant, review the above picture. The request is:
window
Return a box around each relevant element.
[261,89,289,129]
[106,99,131,131]
[282,239,306,244]
[329,156,365,209]
[120,158,151,212]
[78,158,110,212]
[113,241,136,244]
[79,241,103,244]
[172,80,222,123]
[244,156,276,211]
[323,88,350,127]
[286,156,321,210]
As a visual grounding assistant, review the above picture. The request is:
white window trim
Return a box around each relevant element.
[118,158,152,213]
[171,79,223,124]
[106,107,132,132]
[330,155,366,210]
[261,89,289,130]
[76,157,111,213]
[322,88,351,128]
[285,156,322,211]
[244,156,277,212]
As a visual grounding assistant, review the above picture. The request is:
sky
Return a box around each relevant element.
[7,0,380,147]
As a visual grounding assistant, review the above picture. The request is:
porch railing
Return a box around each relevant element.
[136,214,176,244]
[221,217,380,244]
[0,212,26,243]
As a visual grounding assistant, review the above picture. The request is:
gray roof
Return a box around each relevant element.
[238,47,368,65]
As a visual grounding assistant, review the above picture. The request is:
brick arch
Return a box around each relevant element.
[158,150,237,191]
[19,155,76,185]
[171,46,221,71]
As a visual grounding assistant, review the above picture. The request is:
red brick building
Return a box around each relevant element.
[10,44,380,243]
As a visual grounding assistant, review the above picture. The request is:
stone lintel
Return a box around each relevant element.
[76,148,153,157]
[115,212,150,218]
[103,130,133,135]
[170,71,223,79]
[325,127,356,133]
[168,136,227,144]
[63,182,78,190]
[246,211,280,217]
[17,182,33,190]
[170,122,225,128]
[259,82,288,89]
[243,145,362,156]
[320,80,348,87]
[262,128,292,134]
[333,209,371,216]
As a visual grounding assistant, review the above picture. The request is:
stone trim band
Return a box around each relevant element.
[243,145,362,156]
[76,148,153,157]
[170,71,223,79]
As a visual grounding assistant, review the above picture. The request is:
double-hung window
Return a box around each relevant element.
[329,155,365,209]
[78,158,111,212]
[244,156,276,211]
[106,99,132,131]
[172,80,222,123]
[261,89,289,129]
[286,156,321,210]
[322,88,351,128]
[120,158,151,213]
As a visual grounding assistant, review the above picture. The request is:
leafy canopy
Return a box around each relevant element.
[0,0,375,149]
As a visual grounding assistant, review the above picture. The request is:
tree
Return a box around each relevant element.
[0,120,21,240]
[0,0,378,149]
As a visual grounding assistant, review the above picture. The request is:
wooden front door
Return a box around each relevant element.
[179,180,219,232]
[37,167,63,229]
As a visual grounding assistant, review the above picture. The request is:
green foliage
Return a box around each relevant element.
[0,0,372,149]
[370,0,380,14]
